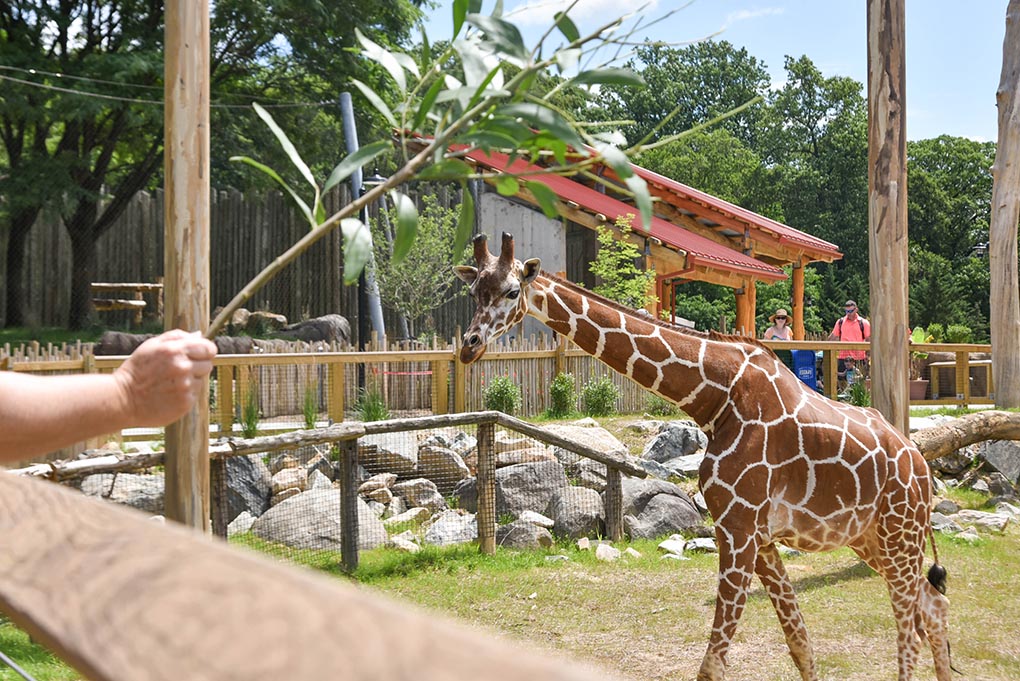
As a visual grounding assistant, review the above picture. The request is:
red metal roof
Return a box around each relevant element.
[621,164,841,260]
[465,149,786,282]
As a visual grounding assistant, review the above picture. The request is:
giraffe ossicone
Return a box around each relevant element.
[456,231,953,681]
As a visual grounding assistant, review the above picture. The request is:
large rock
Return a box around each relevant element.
[978,441,1020,484]
[224,454,272,522]
[274,314,350,344]
[360,432,418,476]
[549,486,605,539]
[424,510,478,546]
[81,472,164,514]
[251,489,386,550]
[642,421,707,476]
[392,478,447,513]
[542,424,628,467]
[496,519,554,549]
[496,460,570,519]
[417,446,471,494]
[620,477,703,539]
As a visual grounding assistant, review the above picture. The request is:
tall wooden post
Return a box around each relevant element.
[791,262,805,341]
[867,0,910,433]
[476,422,496,555]
[990,0,1020,408]
[164,0,211,529]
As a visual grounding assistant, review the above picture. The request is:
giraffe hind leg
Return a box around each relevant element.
[917,576,953,681]
[755,544,818,681]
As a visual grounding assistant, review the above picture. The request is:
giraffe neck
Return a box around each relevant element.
[526,273,732,428]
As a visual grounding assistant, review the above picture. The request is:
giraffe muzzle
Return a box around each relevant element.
[459,341,486,364]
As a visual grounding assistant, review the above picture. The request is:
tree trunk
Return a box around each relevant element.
[68,226,98,330]
[4,208,40,328]
[912,410,1020,461]
[990,0,1020,408]
[867,0,910,434]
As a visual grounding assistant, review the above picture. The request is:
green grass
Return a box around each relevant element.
[0,617,80,681]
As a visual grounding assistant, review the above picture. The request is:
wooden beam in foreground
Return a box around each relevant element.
[0,473,619,681]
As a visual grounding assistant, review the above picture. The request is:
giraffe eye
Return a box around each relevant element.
[506,289,520,299]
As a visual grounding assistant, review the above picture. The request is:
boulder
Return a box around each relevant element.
[392,478,447,513]
[423,510,478,546]
[542,424,628,468]
[641,420,707,476]
[247,310,288,333]
[308,469,333,491]
[81,472,165,515]
[224,454,272,522]
[359,473,398,495]
[270,487,302,507]
[274,314,350,344]
[978,440,1020,484]
[360,433,418,476]
[549,486,605,539]
[227,510,256,537]
[271,467,308,496]
[495,460,569,519]
[620,477,703,539]
[595,543,621,562]
[383,507,432,528]
[417,445,471,494]
[518,510,555,528]
[496,447,556,468]
[496,520,554,549]
[251,489,386,550]
[452,476,478,513]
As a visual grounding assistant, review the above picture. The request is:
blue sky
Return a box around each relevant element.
[421,0,1009,142]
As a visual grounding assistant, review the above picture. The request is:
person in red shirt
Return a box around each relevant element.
[828,299,871,382]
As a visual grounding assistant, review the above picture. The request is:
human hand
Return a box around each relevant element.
[112,329,218,427]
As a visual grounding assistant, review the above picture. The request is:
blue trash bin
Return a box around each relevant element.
[791,349,817,391]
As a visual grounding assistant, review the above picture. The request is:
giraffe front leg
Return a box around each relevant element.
[755,544,817,681]
[697,531,758,681]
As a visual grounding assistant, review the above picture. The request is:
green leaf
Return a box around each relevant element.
[595,142,633,180]
[466,14,529,63]
[231,155,314,228]
[351,78,397,128]
[460,130,519,151]
[392,51,420,80]
[356,28,406,93]
[415,158,475,181]
[495,102,587,154]
[570,67,645,88]
[624,174,653,231]
[390,190,418,264]
[495,174,520,196]
[453,0,469,37]
[341,218,372,284]
[525,180,560,219]
[554,12,580,42]
[251,103,317,194]
[413,76,446,131]
[555,48,581,74]
[454,184,475,257]
[324,140,393,194]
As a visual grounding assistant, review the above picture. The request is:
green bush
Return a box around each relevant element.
[846,380,871,407]
[483,375,522,415]
[926,323,945,343]
[945,324,972,344]
[548,372,577,417]
[302,383,319,430]
[240,383,260,438]
[646,392,679,416]
[582,376,619,417]
[357,387,390,422]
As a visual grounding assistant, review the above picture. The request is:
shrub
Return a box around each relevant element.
[357,387,390,421]
[240,383,260,438]
[926,323,945,343]
[846,380,871,407]
[582,376,619,417]
[548,372,577,417]
[945,324,972,344]
[646,393,679,416]
[302,383,318,430]
[483,375,522,415]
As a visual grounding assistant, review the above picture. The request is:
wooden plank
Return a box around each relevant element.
[476,422,496,555]
[0,473,618,681]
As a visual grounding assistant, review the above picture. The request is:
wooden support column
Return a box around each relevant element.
[327,362,345,423]
[338,438,360,572]
[476,422,496,555]
[791,262,806,341]
[453,339,467,413]
[431,360,450,415]
[990,0,1020,408]
[604,468,623,542]
[868,0,910,433]
[164,0,210,530]
[734,281,756,336]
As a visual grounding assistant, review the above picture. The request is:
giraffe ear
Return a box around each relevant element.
[454,265,478,285]
[521,258,541,285]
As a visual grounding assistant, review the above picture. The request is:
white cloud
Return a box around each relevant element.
[506,0,660,27]
[722,7,785,29]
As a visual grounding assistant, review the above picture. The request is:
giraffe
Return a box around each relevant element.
[455,232,953,681]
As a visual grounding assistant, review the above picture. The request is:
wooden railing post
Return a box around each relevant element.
[210,457,228,539]
[476,421,496,555]
[338,438,360,572]
[955,350,970,404]
[605,467,623,542]
[327,361,345,423]
[216,365,234,434]
[431,359,450,415]
[453,338,467,413]
[825,349,838,400]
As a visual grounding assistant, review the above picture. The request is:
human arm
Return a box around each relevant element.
[827,319,841,341]
[0,330,217,464]
[763,327,775,340]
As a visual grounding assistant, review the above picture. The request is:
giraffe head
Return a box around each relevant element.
[454,232,541,364]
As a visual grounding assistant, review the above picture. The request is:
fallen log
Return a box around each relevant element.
[911,410,1020,461]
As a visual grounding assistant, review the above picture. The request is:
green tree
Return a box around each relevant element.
[590,216,656,309]
[370,193,468,338]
